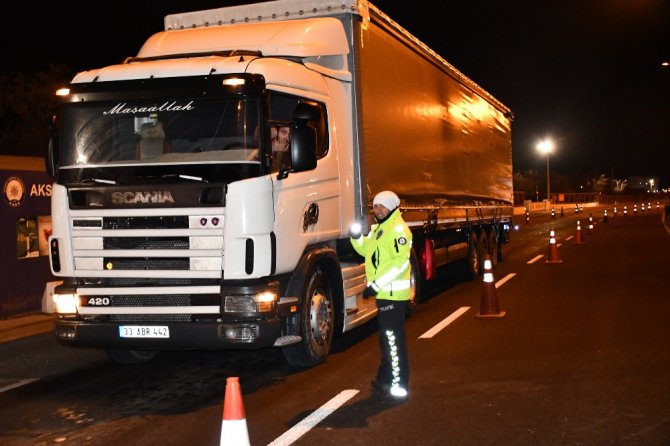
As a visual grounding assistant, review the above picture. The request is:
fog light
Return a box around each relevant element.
[53,293,78,314]
[220,324,258,342]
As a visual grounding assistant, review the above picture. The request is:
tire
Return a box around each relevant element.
[106,348,158,365]
[487,230,499,268]
[282,265,334,367]
[478,231,489,269]
[465,232,480,279]
[406,247,421,317]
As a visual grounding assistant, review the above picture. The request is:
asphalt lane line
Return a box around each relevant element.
[418,306,470,339]
[565,235,574,241]
[267,389,360,446]
[527,254,544,264]
[495,273,516,289]
[0,378,39,394]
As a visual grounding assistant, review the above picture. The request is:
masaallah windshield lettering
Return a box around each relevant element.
[102,101,195,115]
[111,191,175,204]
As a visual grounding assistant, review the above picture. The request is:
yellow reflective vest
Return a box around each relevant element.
[350,209,413,301]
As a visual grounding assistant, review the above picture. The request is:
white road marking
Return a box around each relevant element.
[565,235,574,241]
[418,306,470,339]
[495,273,516,289]
[267,389,360,446]
[527,254,544,264]
[0,378,39,394]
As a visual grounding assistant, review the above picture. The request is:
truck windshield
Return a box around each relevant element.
[58,97,261,168]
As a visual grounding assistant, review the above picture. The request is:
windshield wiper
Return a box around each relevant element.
[79,177,117,185]
[162,174,208,183]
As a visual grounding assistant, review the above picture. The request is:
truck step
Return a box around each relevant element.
[273,335,302,346]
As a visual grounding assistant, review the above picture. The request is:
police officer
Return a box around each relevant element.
[349,190,412,399]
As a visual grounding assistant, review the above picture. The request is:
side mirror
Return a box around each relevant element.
[290,124,317,172]
[277,102,320,180]
[47,114,59,178]
[47,137,58,178]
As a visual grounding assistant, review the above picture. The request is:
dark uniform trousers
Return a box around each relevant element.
[375,298,409,390]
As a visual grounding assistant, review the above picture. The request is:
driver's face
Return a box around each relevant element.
[271,126,290,151]
[373,203,391,220]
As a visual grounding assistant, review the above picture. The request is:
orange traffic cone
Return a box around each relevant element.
[603,209,609,223]
[573,220,586,245]
[546,229,562,263]
[476,255,505,318]
[623,205,628,216]
[221,377,250,446]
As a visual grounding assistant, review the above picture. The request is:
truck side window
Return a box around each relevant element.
[268,93,328,172]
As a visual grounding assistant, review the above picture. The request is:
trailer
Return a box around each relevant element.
[47,0,513,366]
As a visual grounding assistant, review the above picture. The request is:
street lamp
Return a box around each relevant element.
[536,138,555,203]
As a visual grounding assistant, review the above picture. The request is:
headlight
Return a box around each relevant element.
[224,291,278,313]
[255,291,277,313]
[53,293,78,314]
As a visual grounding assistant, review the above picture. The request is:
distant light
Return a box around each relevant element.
[536,138,555,154]
[662,61,670,67]
[223,78,245,86]
[55,88,70,96]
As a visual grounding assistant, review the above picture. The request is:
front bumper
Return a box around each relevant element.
[54,317,281,350]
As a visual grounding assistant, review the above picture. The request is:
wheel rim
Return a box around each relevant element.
[471,243,479,274]
[309,288,332,345]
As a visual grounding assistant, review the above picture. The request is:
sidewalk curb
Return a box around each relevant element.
[0,314,54,344]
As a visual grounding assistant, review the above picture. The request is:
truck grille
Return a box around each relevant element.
[108,295,192,306]
[104,237,189,250]
[104,257,190,270]
[110,314,192,322]
[70,209,224,279]
[103,216,189,230]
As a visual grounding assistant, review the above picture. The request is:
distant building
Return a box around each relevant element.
[1,156,54,318]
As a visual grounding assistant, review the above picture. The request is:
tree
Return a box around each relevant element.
[0,65,73,157]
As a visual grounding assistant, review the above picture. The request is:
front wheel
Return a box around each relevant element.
[282,266,334,367]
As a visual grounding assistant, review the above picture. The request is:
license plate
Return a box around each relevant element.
[119,325,170,338]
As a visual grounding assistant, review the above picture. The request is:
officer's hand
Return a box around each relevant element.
[349,222,362,239]
[363,285,378,299]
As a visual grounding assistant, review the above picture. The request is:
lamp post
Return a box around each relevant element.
[536,138,555,203]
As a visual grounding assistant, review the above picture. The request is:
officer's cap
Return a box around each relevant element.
[373,190,400,211]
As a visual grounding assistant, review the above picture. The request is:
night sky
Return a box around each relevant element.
[2,0,669,184]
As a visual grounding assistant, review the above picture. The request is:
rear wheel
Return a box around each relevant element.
[487,230,499,268]
[465,232,480,279]
[478,231,489,269]
[106,349,158,365]
[406,247,421,317]
[282,265,334,367]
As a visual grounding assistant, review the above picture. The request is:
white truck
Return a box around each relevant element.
[47,0,514,366]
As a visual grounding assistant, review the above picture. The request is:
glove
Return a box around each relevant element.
[348,222,362,239]
[363,285,378,299]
